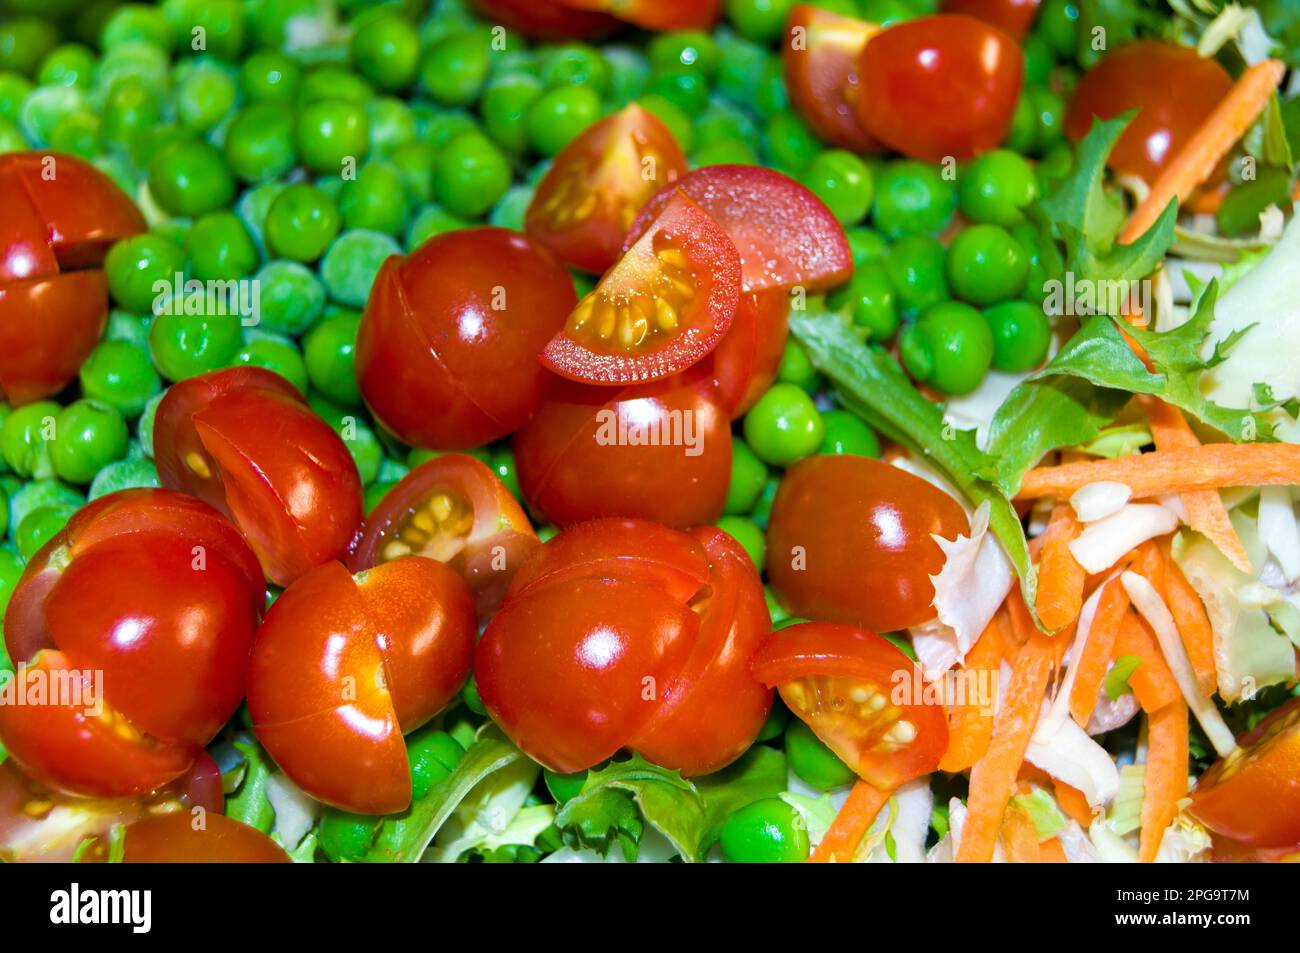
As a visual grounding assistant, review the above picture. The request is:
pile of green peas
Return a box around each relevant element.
[0,0,1098,862]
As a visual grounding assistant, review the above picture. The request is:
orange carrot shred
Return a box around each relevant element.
[1000,803,1043,863]
[1160,540,1218,697]
[1068,577,1132,726]
[939,616,1005,773]
[1138,701,1190,863]
[809,780,892,863]
[1054,780,1096,829]
[1114,610,1180,712]
[1035,502,1087,631]
[1039,838,1070,863]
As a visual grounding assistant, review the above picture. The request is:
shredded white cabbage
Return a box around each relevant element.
[1089,817,1139,862]
[1070,481,1132,522]
[942,370,1026,451]
[862,779,932,864]
[1257,487,1300,582]
[1025,702,1121,809]
[265,771,319,851]
[1068,503,1179,574]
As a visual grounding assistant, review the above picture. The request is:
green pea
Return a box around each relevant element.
[830,260,898,341]
[648,30,720,76]
[544,769,588,806]
[0,547,23,614]
[16,506,75,560]
[364,479,397,515]
[845,226,888,265]
[947,224,1029,306]
[105,234,186,315]
[296,99,369,175]
[1022,34,1053,86]
[101,4,174,52]
[224,102,297,183]
[1028,87,1066,149]
[481,73,543,152]
[37,43,97,89]
[719,797,809,863]
[715,515,765,568]
[8,479,83,532]
[603,45,650,105]
[407,729,465,800]
[351,13,420,92]
[423,28,491,106]
[860,0,915,24]
[526,85,601,156]
[254,259,326,335]
[149,298,244,382]
[265,184,341,262]
[304,311,361,406]
[985,300,1052,373]
[2,402,59,479]
[725,437,768,515]
[958,149,1038,227]
[317,809,381,863]
[148,137,235,218]
[900,300,994,396]
[187,211,259,282]
[433,132,511,219]
[319,230,401,308]
[649,66,709,115]
[636,93,692,152]
[725,0,795,42]
[744,383,825,467]
[801,150,874,225]
[754,57,788,116]
[88,454,160,500]
[0,17,58,75]
[137,390,166,458]
[339,161,410,235]
[51,400,129,485]
[406,203,473,249]
[490,446,521,499]
[785,719,856,789]
[818,410,880,458]
[763,109,819,171]
[692,139,758,167]
[1036,0,1080,58]
[162,0,246,61]
[755,699,789,742]
[176,63,237,132]
[885,234,948,313]
[694,101,757,150]
[239,50,301,103]
[713,32,768,103]
[298,66,374,105]
[540,43,611,95]
[872,160,957,238]
[461,674,487,716]
[80,340,161,419]
[236,336,309,396]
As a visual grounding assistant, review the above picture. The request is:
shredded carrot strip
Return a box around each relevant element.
[1138,701,1190,863]
[809,780,891,863]
[1185,183,1229,215]
[1140,396,1251,572]
[957,631,1056,863]
[1016,443,1300,500]
[1000,803,1043,862]
[1120,59,1287,243]
[1134,540,1166,594]
[1054,780,1096,829]
[1040,838,1070,862]
[939,615,1005,773]
[1035,501,1087,631]
[1068,577,1132,725]
[1159,539,1218,697]
[1114,610,1180,712]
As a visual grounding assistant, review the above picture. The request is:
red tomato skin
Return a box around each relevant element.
[0,270,109,406]
[348,454,539,619]
[470,0,622,39]
[784,5,884,152]
[526,104,687,274]
[941,0,1040,40]
[154,366,363,587]
[765,455,970,631]
[706,288,790,418]
[513,372,731,528]
[855,14,1024,161]
[1065,41,1234,184]
[475,576,700,773]
[629,526,773,775]
[540,191,742,385]
[625,165,852,293]
[116,813,291,863]
[356,228,576,450]
[556,0,721,30]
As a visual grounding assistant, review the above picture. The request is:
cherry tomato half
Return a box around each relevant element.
[625,165,852,293]
[357,227,575,449]
[348,453,539,619]
[555,0,721,31]
[526,104,687,274]
[941,0,1041,40]
[784,5,883,153]
[765,455,969,631]
[513,370,731,528]
[475,518,771,774]
[0,489,264,797]
[854,14,1024,161]
[751,622,948,789]
[470,0,622,40]
[153,366,363,587]
[706,288,791,418]
[98,813,290,863]
[542,190,740,385]
[247,557,476,814]
[0,152,145,405]
[1190,697,1300,847]
[1065,40,1233,184]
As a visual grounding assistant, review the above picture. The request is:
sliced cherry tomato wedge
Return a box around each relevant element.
[1189,697,1300,847]
[1065,40,1234,184]
[751,622,948,789]
[527,104,687,274]
[765,455,969,631]
[0,270,109,407]
[705,288,791,418]
[247,557,476,814]
[153,366,363,587]
[941,0,1041,40]
[542,190,740,385]
[784,5,883,152]
[348,453,539,619]
[513,371,732,528]
[555,0,721,31]
[854,14,1024,161]
[357,227,575,449]
[625,165,852,293]
[102,814,291,863]
[470,0,622,39]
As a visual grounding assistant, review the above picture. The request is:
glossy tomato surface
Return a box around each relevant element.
[1065,40,1234,183]
[765,455,969,631]
[941,0,1040,39]
[1190,698,1300,847]
[513,371,731,528]
[784,5,882,152]
[246,557,475,814]
[0,152,145,405]
[470,0,621,39]
[153,366,363,587]
[349,453,538,618]
[357,227,575,449]
[751,622,948,789]
[626,165,852,293]
[0,490,263,797]
[476,518,771,774]
[855,14,1023,161]
[111,813,291,863]
[706,288,790,418]
[526,103,687,273]
[555,0,721,30]
[541,190,740,384]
